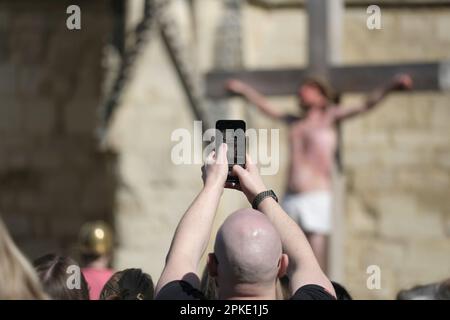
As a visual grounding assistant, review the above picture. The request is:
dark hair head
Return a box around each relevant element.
[301,77,339,104]
[100,268,154,300]
[33,254,89,300]
[200,266,217,300]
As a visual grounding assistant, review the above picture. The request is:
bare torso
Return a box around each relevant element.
[287,108,337,194]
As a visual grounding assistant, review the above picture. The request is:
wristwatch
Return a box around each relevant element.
[252,190,278,209]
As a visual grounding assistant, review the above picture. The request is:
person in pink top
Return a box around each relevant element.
[78,221,115,300]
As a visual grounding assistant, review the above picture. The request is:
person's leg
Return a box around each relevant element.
[306,233,328,275]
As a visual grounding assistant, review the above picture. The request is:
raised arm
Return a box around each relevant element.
[232,157,335,297]
[333,74,413,121]
[226,79,287,120]
[155,144,228,296]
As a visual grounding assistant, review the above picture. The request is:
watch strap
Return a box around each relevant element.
[252,190,278,209]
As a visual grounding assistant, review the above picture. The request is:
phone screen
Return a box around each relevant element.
[216,120,246,183]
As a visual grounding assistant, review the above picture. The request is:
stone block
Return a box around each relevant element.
[395,169,449,193]
[49,215,84,238]
[31,146,64,170]
[344,148,377,167]
[1,213,31,238]
[79,173,114,215]
[377,196,445,240]
[64,98,97,136]
[19,238,61,261]
[23,98,55,136]
[346,195,377,235]
[0,96,21,133]
[9,22,49,65]
[244,6,306,68]
[0,63,16,94]
[430,97,450,129]
[16,66,45,96]
[349,169,396,192]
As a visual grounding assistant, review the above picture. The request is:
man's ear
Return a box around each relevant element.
[277,254,288,278]
[207,253,218,277]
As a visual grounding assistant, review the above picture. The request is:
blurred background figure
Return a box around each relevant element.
[0,217,47,300]
[397,278,450,300]
[99,268,154,300]
[78,221,115,300]
[34,254,89,300]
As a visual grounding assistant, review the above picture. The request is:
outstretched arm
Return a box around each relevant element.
[226,79,287,120]
[232,157,335,297]
[155,144,228,296]
[333,74,413,121]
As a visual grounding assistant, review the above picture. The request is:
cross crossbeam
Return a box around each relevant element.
[206,62,450,98]
[205,0,449,99]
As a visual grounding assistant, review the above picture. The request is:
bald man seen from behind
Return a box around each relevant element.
[155,144,336,300]
[212,209,285,299]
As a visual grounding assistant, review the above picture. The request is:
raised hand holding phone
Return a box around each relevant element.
[201,143,228,190]
[231,154,267,203]
[215,120,246,188]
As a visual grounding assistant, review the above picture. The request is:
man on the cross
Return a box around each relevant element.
[226,74,413,273]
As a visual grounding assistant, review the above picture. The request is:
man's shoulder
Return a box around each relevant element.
[155,280,206,300]
[290,284,336,300]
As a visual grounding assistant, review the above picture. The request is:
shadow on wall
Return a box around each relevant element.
[0,0,116,261]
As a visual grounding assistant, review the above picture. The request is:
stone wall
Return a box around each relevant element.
[0,0,114,260]
[341,6,450,299]
[235,2,450,299]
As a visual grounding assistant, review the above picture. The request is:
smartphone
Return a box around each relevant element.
[215,120,246,184]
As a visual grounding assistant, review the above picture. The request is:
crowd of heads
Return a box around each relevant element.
[1,179,448,300]
[0,212,337,300]
[1,204,448,300]
[0,218,154,300]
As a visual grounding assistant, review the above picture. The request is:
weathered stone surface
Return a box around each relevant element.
[342,7,450,299]
[0,0,114,262]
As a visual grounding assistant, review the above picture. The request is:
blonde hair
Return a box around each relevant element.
[0,216,47,299]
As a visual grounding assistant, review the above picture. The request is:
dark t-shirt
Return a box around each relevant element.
[155,280,335,300]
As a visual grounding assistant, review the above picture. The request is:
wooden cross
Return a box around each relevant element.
[205,0,449,169]
[203,0,449,280]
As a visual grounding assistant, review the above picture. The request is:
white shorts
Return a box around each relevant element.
[282,191,332,235]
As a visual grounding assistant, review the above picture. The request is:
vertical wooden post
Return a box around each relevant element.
[306,0,329,78]
[328,0,343,66]
[326,0,345,283]
[307,0,345,282]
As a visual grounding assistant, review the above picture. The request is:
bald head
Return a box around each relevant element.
[214,209,283,286]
